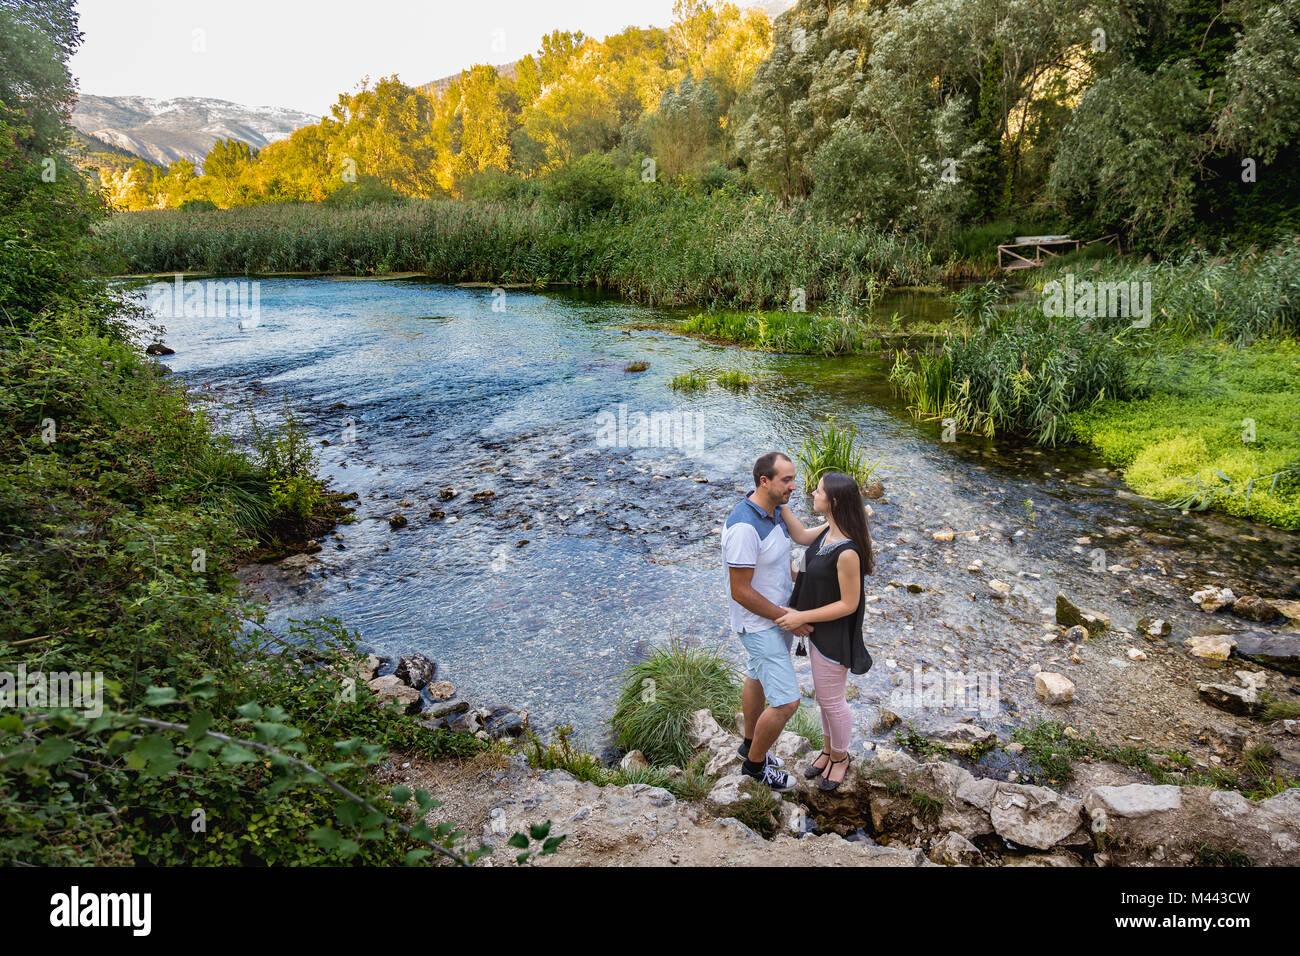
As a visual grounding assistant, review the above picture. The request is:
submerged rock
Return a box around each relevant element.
[926,723,997,755]
[1232,594,1282,623]
[1136,616,1171,639]
[1055,593,1109,632]
[1233,632,1300,675]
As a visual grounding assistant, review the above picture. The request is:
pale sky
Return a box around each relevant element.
[70,0,681,116]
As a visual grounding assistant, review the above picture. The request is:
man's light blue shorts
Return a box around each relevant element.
[736,626,799,708]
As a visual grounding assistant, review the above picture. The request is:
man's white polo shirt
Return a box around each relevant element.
[722,495,791,633]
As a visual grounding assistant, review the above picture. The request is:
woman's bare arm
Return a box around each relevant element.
[779,503,828,547]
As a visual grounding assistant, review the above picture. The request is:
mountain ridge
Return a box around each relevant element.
[71,94,319,169]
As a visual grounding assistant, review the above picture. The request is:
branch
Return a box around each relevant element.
[133,716,469,866]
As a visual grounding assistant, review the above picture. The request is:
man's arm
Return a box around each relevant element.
[728,566,813,636]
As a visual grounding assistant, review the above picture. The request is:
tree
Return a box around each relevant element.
[202,138,257,204]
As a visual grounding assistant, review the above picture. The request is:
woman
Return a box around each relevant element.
[775,471,875,791]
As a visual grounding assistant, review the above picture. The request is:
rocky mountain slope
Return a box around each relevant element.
[71,94,318,168]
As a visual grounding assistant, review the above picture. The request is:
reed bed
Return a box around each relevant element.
[98,190,935,312]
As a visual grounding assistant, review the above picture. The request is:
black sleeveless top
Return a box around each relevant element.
[790,528,872,675]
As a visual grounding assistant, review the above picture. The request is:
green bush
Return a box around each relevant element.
[540,153,629,217]
[322,175,406,210]
[610,638,742,767]
[177,198,218,213]
[457,168,540,203]
[524,725,611,785]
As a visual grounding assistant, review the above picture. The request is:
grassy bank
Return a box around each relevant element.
[888,243,1300,528]
[97,189,935,311]
[1069,339,1300,529]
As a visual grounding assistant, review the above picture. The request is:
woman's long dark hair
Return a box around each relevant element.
[822,471,875,575]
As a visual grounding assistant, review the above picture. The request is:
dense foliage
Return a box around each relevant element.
[0,0,499,866]
[888,243,1300,526]
[92,0,1299,259]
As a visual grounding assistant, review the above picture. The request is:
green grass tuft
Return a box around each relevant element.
[796,419,879,487]
[610,638,742,767]
[669,369,710,392]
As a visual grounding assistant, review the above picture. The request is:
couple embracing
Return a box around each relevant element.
[722,452,875,792]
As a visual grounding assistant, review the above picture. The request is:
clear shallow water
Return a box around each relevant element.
[141,278,1300,749]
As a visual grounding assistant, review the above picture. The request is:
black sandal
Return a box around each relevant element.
[817,754,852,791]
[803,750,832,779]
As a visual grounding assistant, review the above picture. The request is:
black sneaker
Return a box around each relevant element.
[737,740,784,768]
[741,760,796,791]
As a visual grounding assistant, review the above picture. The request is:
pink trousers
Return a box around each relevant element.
[809,643,852,753]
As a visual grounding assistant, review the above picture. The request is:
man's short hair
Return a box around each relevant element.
[753,451,791,488]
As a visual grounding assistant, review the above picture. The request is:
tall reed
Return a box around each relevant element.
[98,191,935,312]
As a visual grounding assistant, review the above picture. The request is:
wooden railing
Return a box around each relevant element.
[997,234,1121,272]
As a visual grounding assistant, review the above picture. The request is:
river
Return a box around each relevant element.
[141,276,1300,755]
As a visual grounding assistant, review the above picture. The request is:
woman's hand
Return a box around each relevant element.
[775,607,809,631]
[779,504,827,548]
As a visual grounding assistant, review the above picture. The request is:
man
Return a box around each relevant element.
[722,451,810,790]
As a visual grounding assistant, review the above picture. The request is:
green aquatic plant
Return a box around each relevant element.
[669,369,710,392]
[796,420,878,487]
[716,369,753,391]
[679,310,867,356]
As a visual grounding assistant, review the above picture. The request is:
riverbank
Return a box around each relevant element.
[0,307,492,865]
[887,245,1300,529]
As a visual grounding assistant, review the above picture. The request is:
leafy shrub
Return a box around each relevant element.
[457,168,540,203]
[540,153,629,217]
[523,725,610,785]
[322,175,405,210]
[178,198,218,213]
